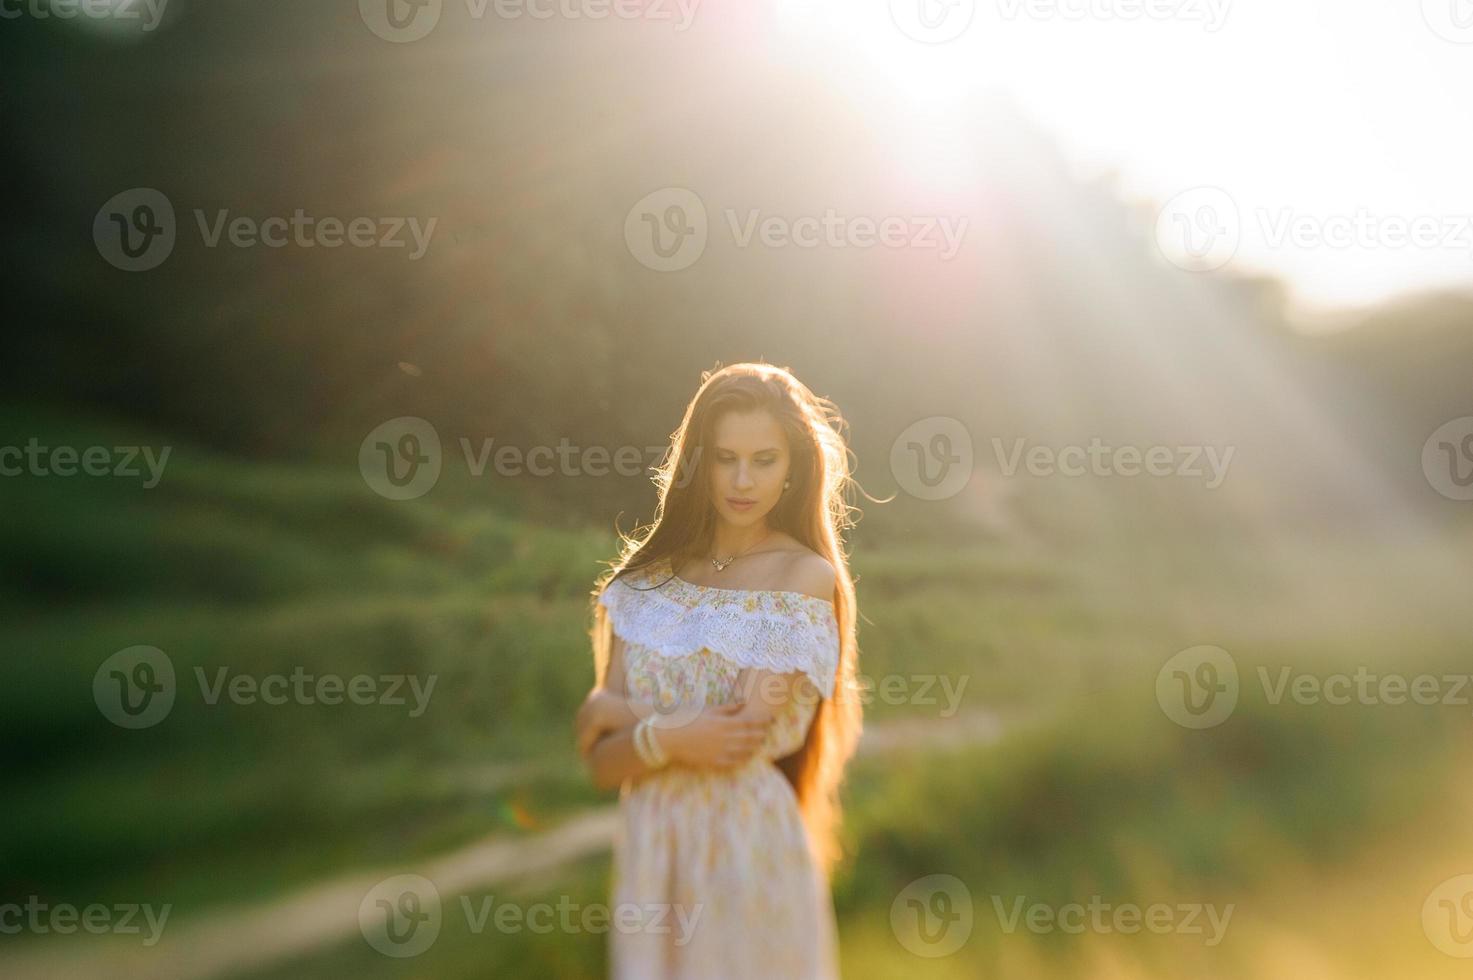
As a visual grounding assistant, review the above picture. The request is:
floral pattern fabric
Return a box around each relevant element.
[597,557,841,980]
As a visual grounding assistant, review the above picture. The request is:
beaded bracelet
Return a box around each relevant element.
[633,717,669,770]
[632,717,653,767]
[644,719,669,767]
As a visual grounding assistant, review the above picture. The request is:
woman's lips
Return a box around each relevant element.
[726,498,756,510]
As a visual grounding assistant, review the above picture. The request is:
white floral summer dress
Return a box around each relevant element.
[597,556,842,980]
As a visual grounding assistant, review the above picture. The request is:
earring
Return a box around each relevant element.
[782,479,791,491]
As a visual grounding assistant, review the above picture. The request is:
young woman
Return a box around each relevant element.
[575,362,862,979]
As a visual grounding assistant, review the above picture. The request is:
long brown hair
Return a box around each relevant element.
[588,361,863,875]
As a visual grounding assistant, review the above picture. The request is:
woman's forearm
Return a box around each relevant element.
[585,691,697,791]
[586,724,655,791]
[598,690,648,732]
[584,697,774,790]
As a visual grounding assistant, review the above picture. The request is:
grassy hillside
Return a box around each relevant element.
[4,409,1470,980]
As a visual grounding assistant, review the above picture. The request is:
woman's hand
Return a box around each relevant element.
[661,699,775,770]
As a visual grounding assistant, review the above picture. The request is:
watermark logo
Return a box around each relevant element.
[360,417,443,500]
[621,656,718,732]
[843,672,970,717]
[680,668,970,717]
[359,421,703,498]
[357,875,702,957]
[891,416,974,501]
[1156,645,1238,729]
[991,895,1233,944]
[890,0,975,43]
[94,188,176,272]
[1422,417,1473,501]
[1160,652,1473,729]
[1159,188,1473,272]
[1155,186,1240,272]
[1422,0,1473,43]
[461,894,703,942]
[192,209,436,258]
[624,187,708,272]
[993,437,1233,488]
[0,0,172,34]
[194,667,437,716]
[1258,208,1473,252]
[93,646,176,730]
[1423,874,1473,957]
[359,0,699,41]
[95,648,437,726]
[0,897,172,946]
[891,874,973,957]
[1259,667,1473,710]
[94,189,438,269]
[360,874,442,957]
[0,439,172,487]
[624,187,969,271]
[995,0,1231,31]
[360,0,443,42]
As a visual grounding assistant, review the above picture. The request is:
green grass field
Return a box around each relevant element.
[4,408,1470,977]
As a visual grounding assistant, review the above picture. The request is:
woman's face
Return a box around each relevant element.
[706,409,790,528]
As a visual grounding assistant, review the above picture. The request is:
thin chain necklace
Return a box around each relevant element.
[709,528,773,572]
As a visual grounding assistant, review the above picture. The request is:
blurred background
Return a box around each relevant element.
[2,0,1471,976]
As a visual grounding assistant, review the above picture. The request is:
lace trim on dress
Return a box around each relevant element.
[598,559,840,699]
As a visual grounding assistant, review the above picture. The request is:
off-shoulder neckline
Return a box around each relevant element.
[650,557,836,607]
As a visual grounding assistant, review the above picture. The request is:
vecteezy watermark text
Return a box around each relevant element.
[0,897,171,946]
[0,0,170,32]
[992,437,1234,489]
[886,417,1234,502]
[1157,645,1473,729]
[996,0,1230,30]
[359,0,700,43]
[624,188,969,272]
[359,417,699,500]
[357,874,703,958]
[1156,187,1473,273]
[93,646,437,729]
[195,667,437,716]
[990,894,1234,945]
[193,210,435,259]
[0,439,171,488]
[714,670,969,716]
[887,875,1234,956]
[94,188,437,271]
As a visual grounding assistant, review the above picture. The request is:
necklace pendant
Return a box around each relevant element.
[711,556,734,572]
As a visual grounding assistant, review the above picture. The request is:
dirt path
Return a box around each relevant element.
[0,708,1035,980]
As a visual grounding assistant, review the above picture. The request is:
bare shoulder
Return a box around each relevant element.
[779,548,838,602]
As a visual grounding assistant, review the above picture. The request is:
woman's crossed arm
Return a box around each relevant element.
[576,635,801,791]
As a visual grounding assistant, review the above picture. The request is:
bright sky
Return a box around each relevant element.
[60,0,1473,313]
[775,0,1473,313]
